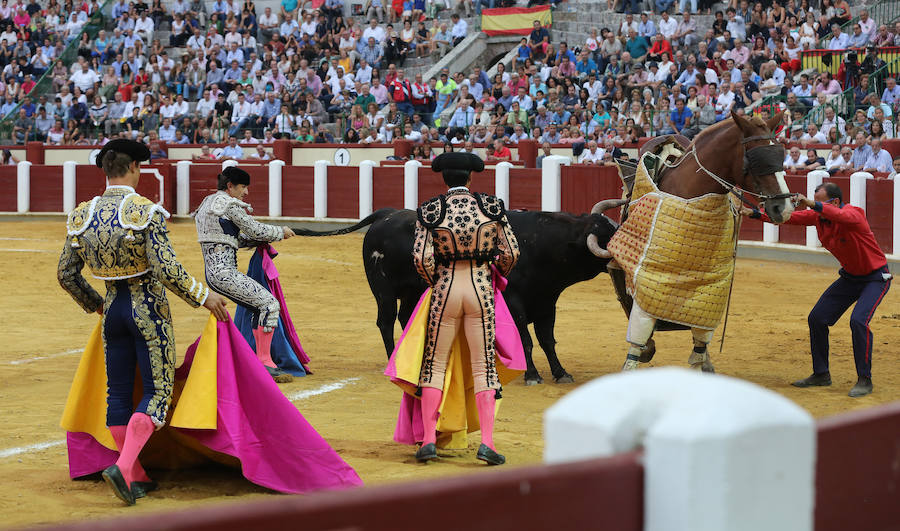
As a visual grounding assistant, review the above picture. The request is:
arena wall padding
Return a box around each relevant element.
[40,453,644,531]
[372,166,404,211]
[0,165,17,211]
[814,401,900,531]
[507,168,542,212]
[560,165,623,221]
[188,165,222,212]
[326,165,361,219]
[865,179,893,255]
[29,165,63,212]
[280,166,315,217]
[240,165,270,217]
[74,166,107,204]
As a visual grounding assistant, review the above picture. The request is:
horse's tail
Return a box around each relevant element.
[290,208,396,236]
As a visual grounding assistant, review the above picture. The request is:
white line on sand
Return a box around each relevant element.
[297,256,354,267]
[0,237,51,241]
[7,349,82,365]
[0,439,65,459]
[287,377,360,402]
[0,248,54,253]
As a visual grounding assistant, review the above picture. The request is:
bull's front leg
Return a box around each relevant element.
[509,300,541,385]
[688,328,716,373]
[533,308,573,384]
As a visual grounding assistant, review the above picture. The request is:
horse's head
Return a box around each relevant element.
[730,110,794,224]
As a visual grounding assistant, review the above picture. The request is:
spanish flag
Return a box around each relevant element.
[481,5,552,37]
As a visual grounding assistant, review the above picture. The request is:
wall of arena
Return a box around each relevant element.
[5,140,899,261]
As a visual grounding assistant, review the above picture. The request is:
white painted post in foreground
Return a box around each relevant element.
[268,159,284,217]
[175,160,191,216]
[62,160,77,213]
[494,161,512,207]
[313,160,329,218]
[806,170,826,248]
[359,160,376,219]
[849,172,870,211]
[403,159,421,210]
[541,155,569,212]
[544,368,815,531]
[222,159,238,171]
[16,160,30,213]
[762,222,779,243]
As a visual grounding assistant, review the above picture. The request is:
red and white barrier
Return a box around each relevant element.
[268,160,284,218]
[16,160,29,213]
[494,161,512,206]
[313,160,329,219]
[358,160,376,218]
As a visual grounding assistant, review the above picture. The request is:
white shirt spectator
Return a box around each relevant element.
[619,19,638,36]
[579,147,605,163]
[69,68,100,92]
[158,124,177,141]
[171,0,189,15]
[451,19,468,40]
[196,97,216,118]
[300,19,317,37]
[405,129,423,141]
[172,100,189,117]
[224,30,241,46]
[134,16,154,38]
[362,25,386,44]
[783,152,807,169]
[232,100,251,121]
[356,63,373,84]
[801,131,826,143]
[159,103,176,119]
[658,16,678,40]
[259,11,278,29]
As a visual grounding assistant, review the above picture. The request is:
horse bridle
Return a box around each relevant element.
[684,133,792,208]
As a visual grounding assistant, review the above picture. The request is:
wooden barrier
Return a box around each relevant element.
[507,168,542,212]
[280,165,315,218]
[560,165,623,222]
[0,165,16,212]
[814,401,900,531]
[40,453,644,531]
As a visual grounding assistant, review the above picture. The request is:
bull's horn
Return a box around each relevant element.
[591,198,627,215]
[586,233,613,259]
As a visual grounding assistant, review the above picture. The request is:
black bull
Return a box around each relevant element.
[295,206,638,385]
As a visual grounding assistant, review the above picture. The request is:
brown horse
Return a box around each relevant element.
[592,110,793,372]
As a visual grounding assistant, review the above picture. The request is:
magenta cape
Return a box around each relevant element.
[385,269,526,447]
[235,244,311,375]
[63,318,362,494]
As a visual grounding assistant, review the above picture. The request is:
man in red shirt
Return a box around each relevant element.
[742,183,891,397]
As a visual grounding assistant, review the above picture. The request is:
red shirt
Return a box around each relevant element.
[763,203,886,276]
[494,146,511,160]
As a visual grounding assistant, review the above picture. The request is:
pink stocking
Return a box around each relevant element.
[420,387,442,446]
[109,425,150,482]
[114,413,155,486]
[252,327,276,368]
[475,390,497,451]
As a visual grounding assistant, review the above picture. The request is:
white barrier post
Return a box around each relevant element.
[359,160,376,219]
[313,159,329,218]
[495,161,512,207]
[175,160,191,216]
[268,159,284,217]
[894,177,900,257]
[544,368,815,531]
[16,160,30,213]
[806,170,826,248]
[403,159,421,210]
[541,155,569,212]
[62,160,77,213]
[849,172,870,211]
[762,222,779,243]
[222,159,238,170]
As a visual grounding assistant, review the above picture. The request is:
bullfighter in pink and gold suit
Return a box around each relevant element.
[412,152,520,465]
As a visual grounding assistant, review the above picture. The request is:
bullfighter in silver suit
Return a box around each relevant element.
[194,166,296,383]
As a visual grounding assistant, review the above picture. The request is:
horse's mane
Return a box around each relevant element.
[693,114,768,145]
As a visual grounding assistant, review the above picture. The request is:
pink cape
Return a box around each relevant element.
[66,320,362,494]
[385,268,526,445]
[259,244,311,373]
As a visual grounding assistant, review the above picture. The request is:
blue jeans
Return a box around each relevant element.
[476,0,494,14]
[678,0,696,12]
[655,0,674,12]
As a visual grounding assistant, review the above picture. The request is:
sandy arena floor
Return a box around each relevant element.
[0,219,897,528]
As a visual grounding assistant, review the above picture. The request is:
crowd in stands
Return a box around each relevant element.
[2,0,899,174]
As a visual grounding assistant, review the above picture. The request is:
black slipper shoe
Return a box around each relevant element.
[101,465,136,506]
[415,443,438,462]
[131,480,158,499]
[476,443,505,466]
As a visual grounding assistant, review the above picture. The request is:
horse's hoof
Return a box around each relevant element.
[638,339,656,363]
[622,359,639,371]
[554,374,575,384]
[701,361,716,373]
[524,376,543,386]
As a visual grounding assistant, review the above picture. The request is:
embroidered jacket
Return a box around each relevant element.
[57,185,209,312]
[413,188,519,285]
[194,190,283,249]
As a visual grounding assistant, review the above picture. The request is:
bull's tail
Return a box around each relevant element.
[290,208,397,236]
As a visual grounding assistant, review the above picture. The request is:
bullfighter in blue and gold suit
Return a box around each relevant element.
[57,139,228,506]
